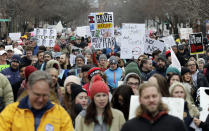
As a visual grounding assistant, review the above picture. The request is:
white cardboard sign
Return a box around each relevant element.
[120,23,145,59]
[129,96,184,120]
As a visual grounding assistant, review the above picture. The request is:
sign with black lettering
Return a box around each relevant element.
[189,33,204,55]
[34,28,57,47]
[88,12,115,49]
[120,23,145,59]
[144,37,165,55]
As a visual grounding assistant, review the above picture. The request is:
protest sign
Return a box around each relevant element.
[144,36,165,55]
[129,96,184,120]
[76,26,91,37]
[179,28,193,40]
[189,33,204,55]
[120,23,145,59]
[170,48,181,72]
[9,33,21,41]
[88,12,115,49]
[161,35,176,47]
[34,28,57,47]
[54,21,63,33]
[199,87,209,121]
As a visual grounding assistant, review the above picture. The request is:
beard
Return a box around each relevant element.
[141,101,161,118]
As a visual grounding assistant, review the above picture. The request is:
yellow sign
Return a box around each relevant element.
[97,23,113,29]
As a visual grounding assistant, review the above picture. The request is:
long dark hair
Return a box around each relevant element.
[84,98,113,126]
[111,85,134,120]
[63,89,78,124]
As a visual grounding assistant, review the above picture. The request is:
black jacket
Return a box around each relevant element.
[197,72,209,89]
[121,114,186,131]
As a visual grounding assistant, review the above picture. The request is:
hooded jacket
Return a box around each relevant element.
[0,96,73,131]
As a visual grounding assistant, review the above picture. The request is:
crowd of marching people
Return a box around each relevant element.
[0,30,209,131]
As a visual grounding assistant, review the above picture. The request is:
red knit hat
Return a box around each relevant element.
[165,50,171,58]
[90,75,109,99]
[88,67,101,80]
[25,65,37,81]
[53,44,60,52]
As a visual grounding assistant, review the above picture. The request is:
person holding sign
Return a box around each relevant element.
[193,115,209,131]
[121,82,186,131]
[169,82,199,131]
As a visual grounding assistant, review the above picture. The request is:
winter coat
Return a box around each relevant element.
[0,73,13,111]
[197,72,209,89]
[0,96,74,131]
[105,67,123,89]
[75,108,125,131]
[121,112,186,131]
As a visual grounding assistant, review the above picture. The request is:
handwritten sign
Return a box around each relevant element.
[34,28,57,47]
[120,23,145,59]
[179,28,193,40]
[161,35,176,47]
[129,96,184,120]
[9,33,21,41]
[189,33,204,55]
[76,26,91,37]
[88,12,115,49]
[144,37,165,55]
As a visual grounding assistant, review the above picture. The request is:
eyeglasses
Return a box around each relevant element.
[127,82,139,86]
[31,90,49,99]
[187,64,196,67]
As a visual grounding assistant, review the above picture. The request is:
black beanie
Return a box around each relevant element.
[71,83,87,101]
[181,67,191,76]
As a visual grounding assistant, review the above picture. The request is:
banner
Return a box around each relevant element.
[34,28,57,47]
[200,87,209,121]
[76,26,91,37]
[129,96,184,120]
[9,33,21,41]
[88,12,115,49]
[189,33,204,55]
[144,36,165,55]
[179,28,193,40]
[120,23,145,59]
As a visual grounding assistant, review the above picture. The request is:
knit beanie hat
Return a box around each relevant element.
[75,54,85,62]
[71,83,87,101]
[125,61,141,77]
[166,67,180,75]
[53,44,60,52]
[99,54,107,61]
[181,67,191,76]
[44,51,52,58]
[165,50,171,59]
[157,55,166,62]
[64,75,81,87]
[109,56,118,64]
[84,48,92,55]
[25,65,37,81]
[11,55,21,63]
[88,67,101,80]
[90,75,109,99]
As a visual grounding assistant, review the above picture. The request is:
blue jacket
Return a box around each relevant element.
[105,67,123,88]
[1,67,20,86]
